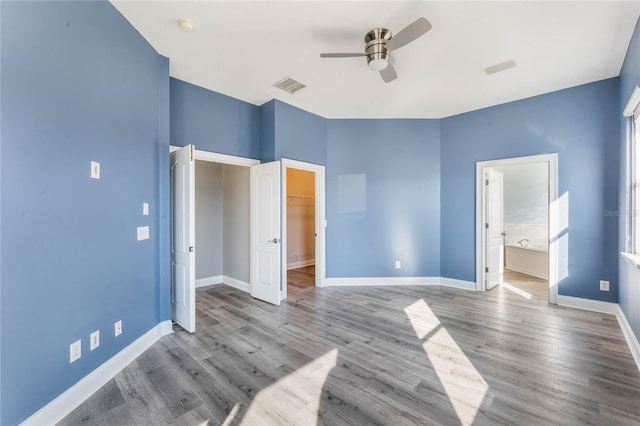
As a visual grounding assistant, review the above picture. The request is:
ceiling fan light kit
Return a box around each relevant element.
[320,17,432,83]
[365,28,391,71]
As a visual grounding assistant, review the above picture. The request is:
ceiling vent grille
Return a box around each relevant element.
[273,77,306,94]
[484,59,517,75]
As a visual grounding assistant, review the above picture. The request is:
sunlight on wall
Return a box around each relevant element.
[391,222,416,273]
[237,348,338,425]
[549,191,570,294]
[404,299,488,426]
[337,174,367,213]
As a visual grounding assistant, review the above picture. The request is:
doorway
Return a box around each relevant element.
[170,145,259,332]
[194,160,251,291]
[170,149,327,331]
[476,154,559,304]
[281,158,326,300]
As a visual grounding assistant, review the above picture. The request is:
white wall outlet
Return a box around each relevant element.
[70,340,81,363]
[90,330,100,351]
[115,320,122,337]
[90,161,100,179]
[600,280,610,291]
[395,260,401,269]
[143,203,149,216]
[137,226,150,241]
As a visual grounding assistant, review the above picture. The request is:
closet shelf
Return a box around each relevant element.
[287,195,315,199]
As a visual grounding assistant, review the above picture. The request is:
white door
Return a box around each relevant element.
[486,169,504,290]
[250,161,281,305]
[170,145,196,332]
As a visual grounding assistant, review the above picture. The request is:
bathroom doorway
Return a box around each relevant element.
[476,154,559,304]
[494,162,549,300]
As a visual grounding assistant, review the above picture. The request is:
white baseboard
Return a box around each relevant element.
[439,277,477,291]
[222,275,250,292]
[325,276,476,291]
[557,295,619,314]
[21,320,173,426]
[615,305,640,372]
[557,296,640,373]
[196,275,223,288]
[287,260,315,270]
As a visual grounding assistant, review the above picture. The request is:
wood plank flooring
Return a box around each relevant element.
[60,268,640,425]
[502,269,548,300]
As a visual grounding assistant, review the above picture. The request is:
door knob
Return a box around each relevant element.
[269,238,280,244]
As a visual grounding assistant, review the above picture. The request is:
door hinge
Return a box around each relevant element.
[485,267,489,273]
[485,223,489,229]
[189,246,194,252]
[190,145,194,161]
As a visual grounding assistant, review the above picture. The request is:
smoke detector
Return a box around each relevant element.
[177,18,194,33]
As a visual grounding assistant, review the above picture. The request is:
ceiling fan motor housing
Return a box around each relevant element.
[365,28,391,71]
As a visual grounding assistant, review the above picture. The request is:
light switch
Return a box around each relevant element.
[137,226,150,241]
[143,203,149,216]
[90,161,100,179]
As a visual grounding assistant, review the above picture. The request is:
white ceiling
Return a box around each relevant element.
[111,1,640,119]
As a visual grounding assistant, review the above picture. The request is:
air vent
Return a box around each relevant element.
[273,77,306,94]
[484,59,517,76]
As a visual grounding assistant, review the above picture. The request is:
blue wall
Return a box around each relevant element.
[170,78,260,159]
[619,17,640,341]
[441,78,620,302]
[0,1,169,424]
[259,100,276,162]
[274,100,327,165]
[326,119,441,277]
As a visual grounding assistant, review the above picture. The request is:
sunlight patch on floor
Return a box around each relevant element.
[221,403,240,426]
[500,280,533,299]
[405,299,488,426]
[239,348,338,425]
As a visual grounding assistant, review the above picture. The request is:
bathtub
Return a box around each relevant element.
[505,243,548,280]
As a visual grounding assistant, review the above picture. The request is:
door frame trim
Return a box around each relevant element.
[170,145,260,167]
[281,158,326,300]
[475,153,559,304]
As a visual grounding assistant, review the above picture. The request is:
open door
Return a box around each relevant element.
[170,145,196,332]
[486,169,504,290]
[250,161,281,305]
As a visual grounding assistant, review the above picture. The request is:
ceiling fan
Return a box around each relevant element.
[320,18,432,83]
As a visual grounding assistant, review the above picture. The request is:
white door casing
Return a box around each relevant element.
[486,169,504,290]
[280,158,327,300]
[170,145,196,332]
[250,161,282,305]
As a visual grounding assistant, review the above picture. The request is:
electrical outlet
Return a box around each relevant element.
[395,260,401,269]
[143,203,149,216]
[90,161,100,179]
[137,226,149,241]
[115,320,122,337]
[70,340,81,363]
[600,280,610,291]
[90,330,100,351]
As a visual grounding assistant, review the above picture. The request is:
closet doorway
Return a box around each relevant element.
[170,146,259,331]
[281,159,326,299]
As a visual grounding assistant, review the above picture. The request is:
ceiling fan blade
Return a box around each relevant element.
[386,17,432,51]
[320,53,366,58]
[380,63,397,83]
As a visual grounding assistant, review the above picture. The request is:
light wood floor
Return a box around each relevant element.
[501,269,549,300]
[60,268,640,425]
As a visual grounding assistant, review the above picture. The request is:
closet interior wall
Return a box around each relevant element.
[287,168,316,269]
[194,160,249,284]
